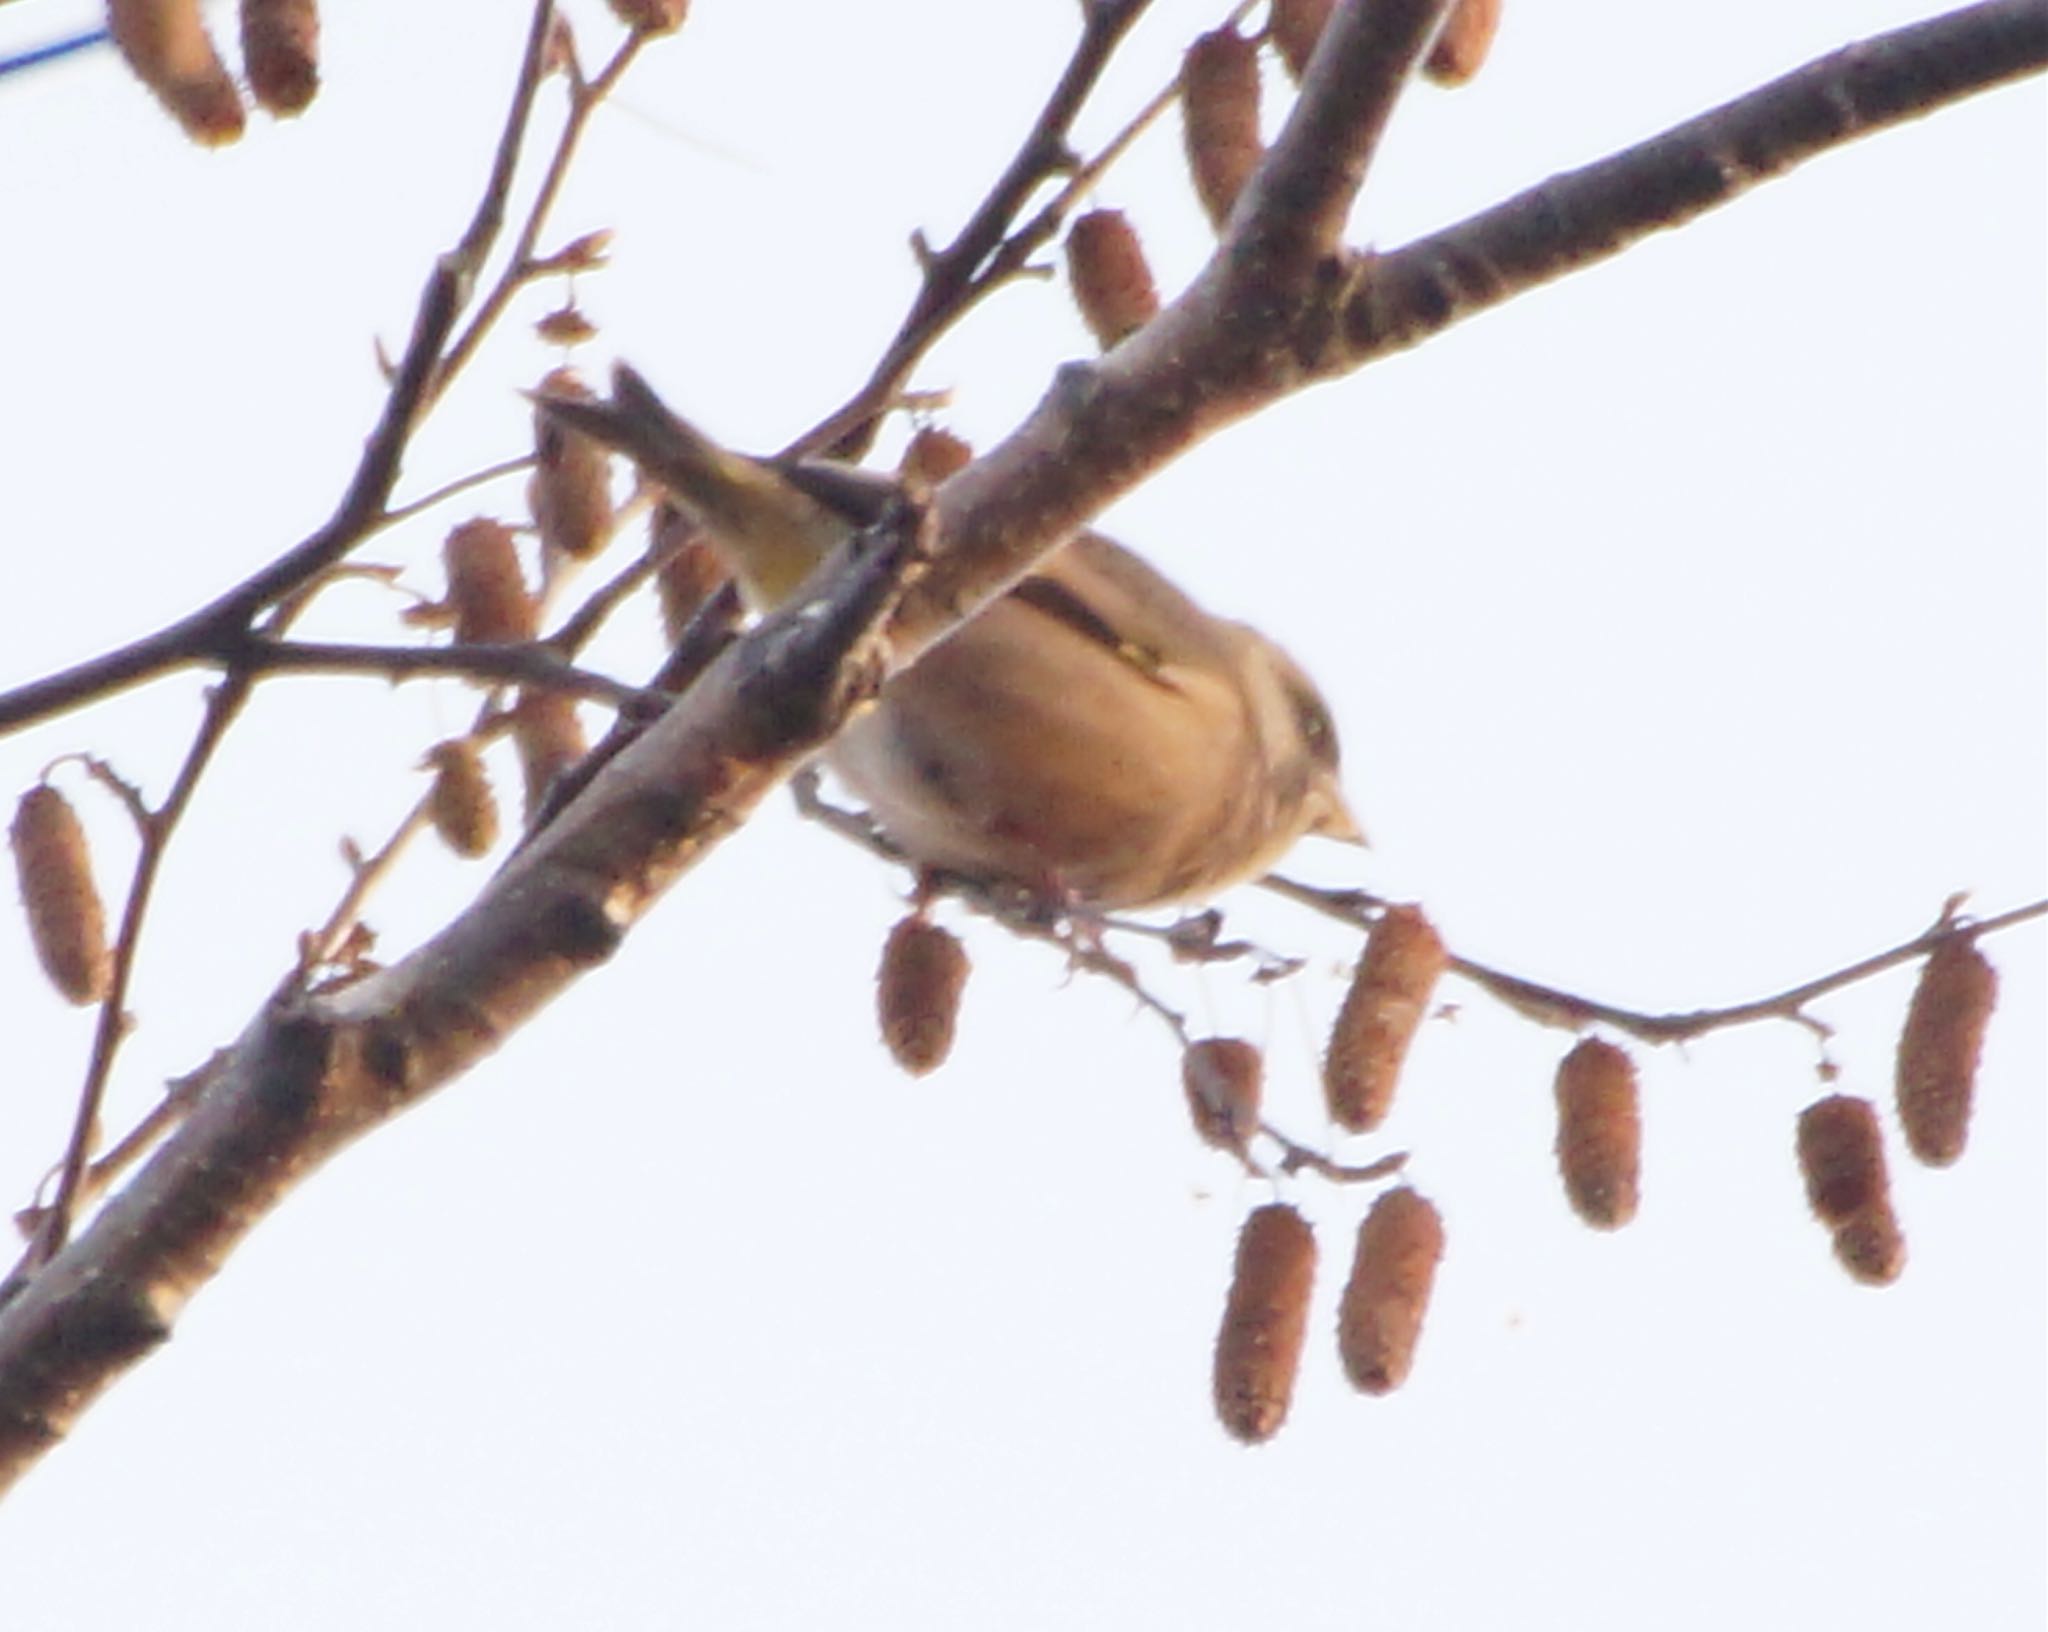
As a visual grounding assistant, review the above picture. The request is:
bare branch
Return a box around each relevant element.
[0,0,2037,1494]
[0,2,564,736]
[1265,878,2048,1046]
[793,0,1154,458]
[19,671,254,1272]
[1232,0,1449,263]
[220,636,666,716]
[879,0,2045,670]
[1340,0,2048,365]
[0,498,930,1486]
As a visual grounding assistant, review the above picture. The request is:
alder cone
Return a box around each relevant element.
[530,367,616,562]
[651,503,728,647]
[1322,904,1446,1132]
[425,741,499,860]
[1180,26,1263,231]
[1553,1037,1640,1229]
[1270,0,1336,79]
[1337,1188,1444,1395]
[1894,936,1997,1166]
[511,690,586,819]
[1795,1095,1887,1225]
[1213,1203,1317,1445]
[444,519,537,646]
[1066,209,1161,350]
[1424,0,1503,87]
[1796,1095,1906,1287]
[898,426,974,487]
[109,0,246,145]
[876,916,969,1076]
[607,0,689,33]
[1181,1037,1264,1152]
[10,785,113,1006]
[1831,1207,1907,1287]
[241,0,321,116]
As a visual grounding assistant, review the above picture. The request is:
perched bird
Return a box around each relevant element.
[541,366,1359,910]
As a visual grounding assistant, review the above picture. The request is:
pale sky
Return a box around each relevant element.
[1,3,2042,1628]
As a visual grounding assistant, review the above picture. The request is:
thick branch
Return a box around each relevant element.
[884,0,2045,662]
[0,0,2036,1491]
[0,506,926,1486]
[1341,0,2048,362]
[1232,0,1449,262]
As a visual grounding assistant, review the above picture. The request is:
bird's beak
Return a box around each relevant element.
[1309,787,1368,847]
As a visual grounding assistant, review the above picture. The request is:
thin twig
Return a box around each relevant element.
[1265,875,2048,1045]
[297,796,440,978]
[0,3,565,736]
[11,1054,221,1242]
[379,453,537,530]
[791,769,1193,1034]
[20,672,254,1271]
[431,33,648,400]
[543,543,661,657]
[4,2,583,1272]
[791,0,1156,459]
[1270,1138,1407,1184]
[221,635,666,715]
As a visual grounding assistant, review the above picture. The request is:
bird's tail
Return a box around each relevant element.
[536,365,844,607]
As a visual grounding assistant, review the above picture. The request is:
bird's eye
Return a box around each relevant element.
[1289,684,1339,767]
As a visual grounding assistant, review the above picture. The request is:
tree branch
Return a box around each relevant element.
[1340,0,2048,364]
[0,501,929,1487]
[0,1,563,736]
[794,0,1155,458]
[0,0,2037,1492]
[219,636,666,716]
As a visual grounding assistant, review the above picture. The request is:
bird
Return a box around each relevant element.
[539,365,1360,911]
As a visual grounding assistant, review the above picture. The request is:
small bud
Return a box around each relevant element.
[897,426,974,487]
[1213,1203,1317,1445]
[1066,209,1160,350]
[511,690,586,819]
[11,785,113,1006]
[424,741,499,859]
[240,0,320,116]
[541,15,579,79]
[1182,1038,1264,1152]
[549,230,615,273]
[1895,935,1997,1166]
[109,0,246,145]
[1269,0,1335,80]
[443,519,537,647]
[606,0,689,33]
[1797,1095,1906,1288]
[1336,1188,1444,1395]
[536,304,600,348]
[1424,0,1502,88]
[1553,1037,1641,1229]
[1322,904,1446,1132]
[529,368,616,562]
[1180,26,1263,232]
[876,915,970,1075]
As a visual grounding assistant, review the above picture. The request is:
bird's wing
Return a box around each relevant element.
[1010,532,1239,695]
[778,459,903,527]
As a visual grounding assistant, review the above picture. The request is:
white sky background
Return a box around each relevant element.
[0,1,2041,1626]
